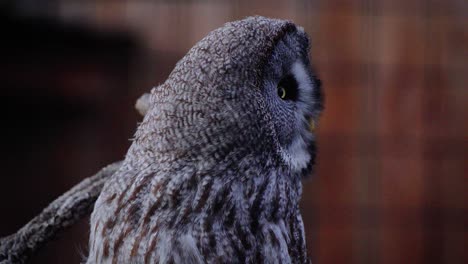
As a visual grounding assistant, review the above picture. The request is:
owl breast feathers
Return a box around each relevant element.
[87,16,323,264]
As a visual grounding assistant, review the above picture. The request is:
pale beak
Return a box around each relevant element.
[309,119,316,133]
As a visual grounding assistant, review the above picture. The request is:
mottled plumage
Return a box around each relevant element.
[87,16,323,263]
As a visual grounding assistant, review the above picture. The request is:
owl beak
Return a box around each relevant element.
[309,119,316,133]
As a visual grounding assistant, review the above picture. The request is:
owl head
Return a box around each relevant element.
[132,16,323,179]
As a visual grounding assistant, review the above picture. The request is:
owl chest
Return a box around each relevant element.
[152,218,298,264]
[90,166,306,263]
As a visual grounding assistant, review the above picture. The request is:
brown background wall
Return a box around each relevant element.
[0,0,466,263]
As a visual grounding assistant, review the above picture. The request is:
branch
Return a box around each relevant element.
[0,161,123,264]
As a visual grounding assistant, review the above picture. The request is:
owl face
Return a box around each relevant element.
[262,28,323,175]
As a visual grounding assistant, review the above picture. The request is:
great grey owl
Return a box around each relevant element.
[87,16,323,264]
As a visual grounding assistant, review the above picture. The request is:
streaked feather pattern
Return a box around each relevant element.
[88,16,322,264]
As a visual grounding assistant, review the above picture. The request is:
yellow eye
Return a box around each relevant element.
[278,86,286,99]
[277,74,298,101]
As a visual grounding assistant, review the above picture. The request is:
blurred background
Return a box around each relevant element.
[0,0,466,263]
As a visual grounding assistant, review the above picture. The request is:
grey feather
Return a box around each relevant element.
[87,16,323,264]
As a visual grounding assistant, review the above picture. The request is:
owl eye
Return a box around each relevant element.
[277,74,298,101]
[278,86,287,99]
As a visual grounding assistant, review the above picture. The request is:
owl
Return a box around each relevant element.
[87,16,323,264]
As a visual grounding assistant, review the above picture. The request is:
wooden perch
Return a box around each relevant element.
[0,93,150,264]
